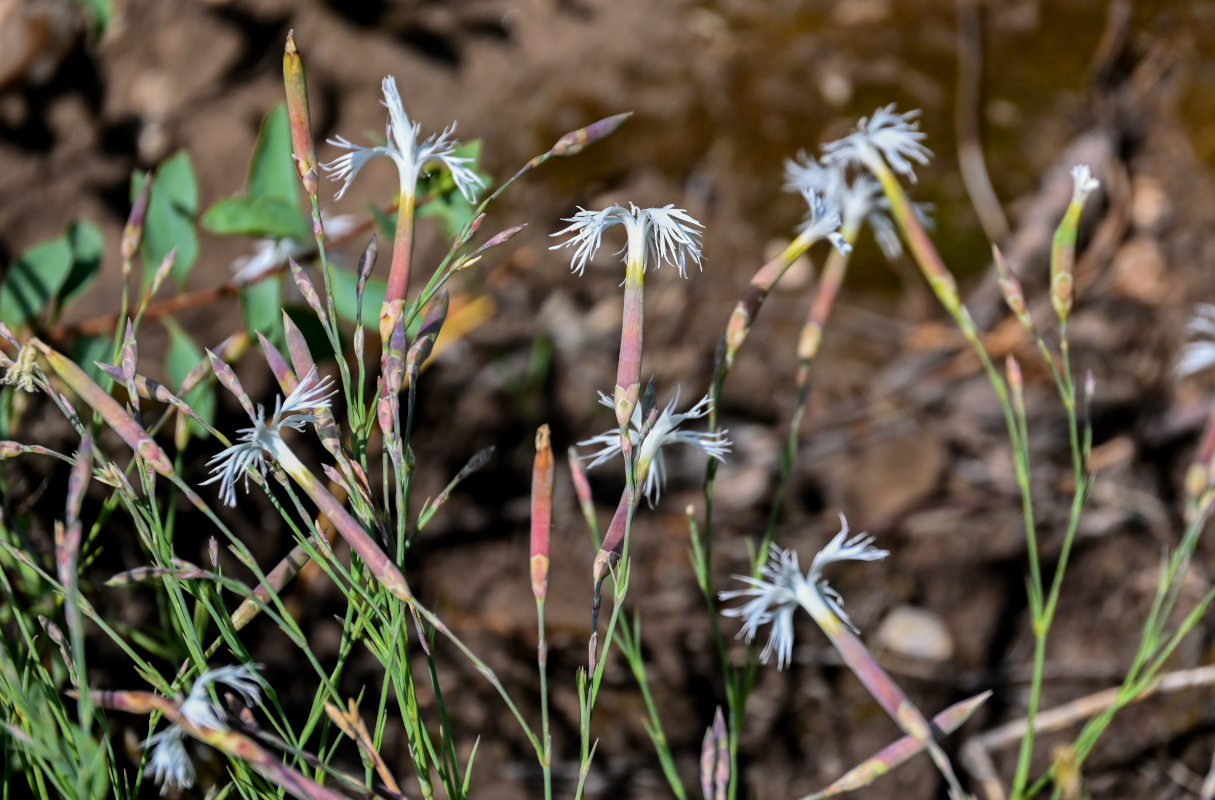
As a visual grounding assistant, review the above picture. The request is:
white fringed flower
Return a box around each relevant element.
[142,726,193,795]
[141,664,264,794]
[232,214,358,285]
[787,152,936,260]
[1070,164,1100,206]
[821,105,933,183]
[786,153,908,259]
[323,76,484,203]
[1,344,37,393]
[580,389,730,505]
[178,665,263,730]
[719,516,888,669]
[202,368,335,507]
[796,187,851,257]
[1178,304,1215,377]
[549,203,704,277]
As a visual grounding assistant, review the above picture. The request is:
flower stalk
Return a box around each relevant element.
[802,691,991,799]
[551,204,703,429]
[323,75,483,347]
[205,369,415,604]
[722,525,969,799]
[531,424,554,800]
[90,667,349,800]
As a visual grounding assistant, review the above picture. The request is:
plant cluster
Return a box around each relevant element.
[0,33,1211,800]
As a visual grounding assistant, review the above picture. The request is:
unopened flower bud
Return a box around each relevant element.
[551,112,632,157]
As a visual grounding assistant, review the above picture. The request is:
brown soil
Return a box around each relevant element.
[3,1,1215,798]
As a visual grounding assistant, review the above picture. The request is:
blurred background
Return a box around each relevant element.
[2,0,1215,797]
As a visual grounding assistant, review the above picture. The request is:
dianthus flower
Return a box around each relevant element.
[821,105,933,183]
[720,516,888,669]
[580,389,730,506]
[142,665,264,794]
[549,203,704,277]
[202,368,335,507]
[323,76,483,203]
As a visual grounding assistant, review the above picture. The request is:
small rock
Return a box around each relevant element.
[818,69,853,107]
[1110,236,1168,304]
[844,428,946,520]
[1130,176,1171,234]
[874,604,954,662]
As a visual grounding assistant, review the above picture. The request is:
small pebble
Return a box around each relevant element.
[874,604,954,662]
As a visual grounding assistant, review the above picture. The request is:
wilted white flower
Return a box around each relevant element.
[323,76,484,203]
[719,516,888,669]
[580,389,730,505]
[232,237,297,285]
[143,726,193,795]
[141,664,264,795]
[550,203,704,277]
[1178,304,1215,377]
[178,665,263,730]
[1,344,37,393]
[203,369,335,506]
[821,105,933,183]
[231,214,358,284]
[1070,163,1100,206]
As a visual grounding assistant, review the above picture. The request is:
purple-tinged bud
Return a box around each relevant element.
[289,260,328,327]
[405,292,448,382]
[472,223,528,258]
[567,446,597,534]
[282,312,316,380]
[357,236,378,291]
[993,245,1031,329]
[383,316,407,396]
[0,321,17,348]
[467,213,486,239]
[122,177,152,273]
[1006,355,1024,415]
[551,112,632,157]
[207,350,255,420]
[119,321,138,383]
[177,351,214,398]
[257,332,296,393]
[148,248,177,298]
[376,383,397,436]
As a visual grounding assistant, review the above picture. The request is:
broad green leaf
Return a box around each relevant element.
[329,267,386,327]
[0,234,72,328]
[56,220,105,311]
[132,153,199,288]
[247,104,299,208]
[155,151,199,214]
[239,276,282,334]
[201,196,308,241]
[163,318,215,437]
